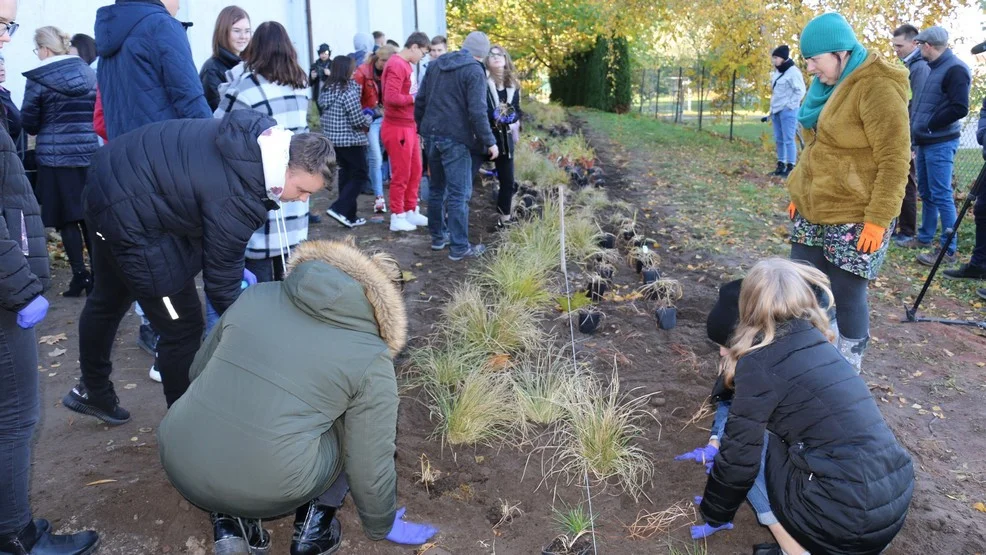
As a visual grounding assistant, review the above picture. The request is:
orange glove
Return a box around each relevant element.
[856,222,886,254]
[787,202,797,221]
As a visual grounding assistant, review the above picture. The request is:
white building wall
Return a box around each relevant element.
[3,0,445,107]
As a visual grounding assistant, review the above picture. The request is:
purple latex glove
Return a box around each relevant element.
[242,268,257,287]
[690,522,734,539]
[675,444,718,467]
[385,507,438,545]
[17,295,49,329]
[362,107,375,117]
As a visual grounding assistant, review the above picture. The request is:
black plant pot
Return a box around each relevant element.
[587,280,609,302]
[642,268,660,284]
[598,266,614,281]
[598,233,616,249]
[522,194,537,209]
[542,535,592,555]
[578,309,603,334]
[635,259,644,274]
[622,229,636,241]
[631,236,647,248]
[656,307,677,330]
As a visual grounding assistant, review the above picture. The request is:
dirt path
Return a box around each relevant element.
[27,114,986,555]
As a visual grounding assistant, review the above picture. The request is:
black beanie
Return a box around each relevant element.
[772,45,790,60]
[706,279,742,347]
[318,43,331,54]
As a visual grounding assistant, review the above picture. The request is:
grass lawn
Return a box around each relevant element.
[575,108,986,320]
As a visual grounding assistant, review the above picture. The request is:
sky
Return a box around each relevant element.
[946,3,986,64]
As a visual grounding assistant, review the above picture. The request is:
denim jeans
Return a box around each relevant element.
[366,118,384,197]
[709,401,777,526]
[0,309,39,536]
[772,109,798,164]
[425,136,474,256]
[916,138,959,254]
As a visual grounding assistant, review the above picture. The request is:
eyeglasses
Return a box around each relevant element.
[489,52,505,58]
[0,21,18,38]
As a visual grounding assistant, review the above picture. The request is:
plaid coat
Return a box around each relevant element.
[216,64,311,260]
[318,81,371,147]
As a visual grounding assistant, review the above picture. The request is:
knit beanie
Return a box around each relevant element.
[772,45,790,60]
[461,31,491,59]
[800,12,860,58]
[706,279,742,347]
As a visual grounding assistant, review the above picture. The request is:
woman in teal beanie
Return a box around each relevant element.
[785,12,910,374]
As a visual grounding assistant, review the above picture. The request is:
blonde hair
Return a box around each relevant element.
[722,258,835,386]
[485,44,520,89]
[35,26,71,56]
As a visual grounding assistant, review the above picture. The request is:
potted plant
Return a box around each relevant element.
[577,309,604,334]
[585,276,609,302]
[542,504,594,555]
[597,232,616,249]
[626,245,660,274]
[597,262,615,281]
[641,266,660,284]
[646,279,683,330]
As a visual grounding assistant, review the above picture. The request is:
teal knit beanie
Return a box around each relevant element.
[800,12,859,58]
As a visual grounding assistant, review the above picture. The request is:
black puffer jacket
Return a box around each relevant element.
[200,47,241,112]
[0,126,49,313]
[700,319,914,555]
[21,56,99,168]
[83,110,277,313]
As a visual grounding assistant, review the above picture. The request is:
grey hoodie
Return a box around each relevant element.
[414,49,495,152]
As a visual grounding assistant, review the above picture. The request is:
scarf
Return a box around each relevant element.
[797,44,868,130]
[772,58,796,89]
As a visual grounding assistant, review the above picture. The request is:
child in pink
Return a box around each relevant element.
[380,32,430,231]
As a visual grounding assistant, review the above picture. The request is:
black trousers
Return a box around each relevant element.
[59,220,91,275]
[330,145,369,222]
[897,156,918,237]
[78,230,204,407]
[494,154,516,217]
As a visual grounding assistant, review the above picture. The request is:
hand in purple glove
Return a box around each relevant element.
[17,295,49,329]
[242,268,257,287]
[690,522,734,539]
[385,507,438,545]
[362,107,375,117]
[675,444,718,466]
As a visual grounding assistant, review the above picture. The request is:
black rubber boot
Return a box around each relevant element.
[62,270,93,297]
[212,513,270,555]
[291,502,341,555]
[752,543,783,555]
[769,161,785,176]
[0,519,99,555]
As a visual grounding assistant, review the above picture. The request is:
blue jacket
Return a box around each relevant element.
[910,48,970,146]
[95,0,211,139]
[21,57,100,168]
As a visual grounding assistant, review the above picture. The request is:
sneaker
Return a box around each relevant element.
[137,324,158,355]
[62,384,131,425]
[977,288,986,300]
[431,234,450,251]
[374,196,387,213]
[326,208,356,229]
[449,244,487,261]
[389,213,417,232]
[943,262,986,280]
[406,207,429,226]
[309,214,322,224]
[149,364,162,383]
[897,236,931,249]
[917,248,957,267]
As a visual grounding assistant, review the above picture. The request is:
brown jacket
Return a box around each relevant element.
[787,54,910,228]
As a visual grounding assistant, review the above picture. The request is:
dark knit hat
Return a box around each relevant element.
[318,43,331,54]
[772,45,790,60]
[706,279,742,347]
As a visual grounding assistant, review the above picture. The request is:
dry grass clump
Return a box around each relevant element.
[476,246,557,309]
[441,283,544,355]
[625,499,698,540]
[513,346,593,428]
[429,369,517,446]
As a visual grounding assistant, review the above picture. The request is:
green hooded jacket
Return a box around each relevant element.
[158,240,408,540]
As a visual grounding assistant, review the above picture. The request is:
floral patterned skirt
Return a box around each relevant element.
[790,215,895,280]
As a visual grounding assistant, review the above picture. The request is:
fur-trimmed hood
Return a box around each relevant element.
[285,239,407,355]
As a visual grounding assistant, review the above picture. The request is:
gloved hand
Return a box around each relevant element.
[17,295,49,329]
[787,201,797,221]
[362,107,375,117]
[243,268,257,287]
[690,522,734,539]
[675,444,718,466]
[385,507,438,545]
[856,222,886,254]
[761,115,770,123]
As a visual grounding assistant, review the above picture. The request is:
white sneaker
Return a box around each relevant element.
[374,197,388,213]
[390,213,417,232]
[406,207,428,226]
[148,364,162,383]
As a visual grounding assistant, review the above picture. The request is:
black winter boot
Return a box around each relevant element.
[752,543,783,555]
[291,502,341,555]
[782,162,795,177]
[211,513,270,555]
[0,519,99,555]
[768,161,785,176]
[62,270,93,297]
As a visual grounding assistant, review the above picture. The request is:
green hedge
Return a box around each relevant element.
[549,35,631,113]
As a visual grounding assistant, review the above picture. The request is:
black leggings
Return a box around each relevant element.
[494,154,515,217]
[790,242,869,340]
[60,220,91,275]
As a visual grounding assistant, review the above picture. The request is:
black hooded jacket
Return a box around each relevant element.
[21,57,99,167]
[200,47,241,112]
[414,49,495,152]
[83,111,277,313]
[700,319,914,555]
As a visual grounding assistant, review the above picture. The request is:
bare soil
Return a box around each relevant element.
[27,117,986,554]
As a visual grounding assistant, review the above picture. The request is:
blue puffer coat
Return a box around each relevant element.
[20,56,99,168]
[94,0,211,139]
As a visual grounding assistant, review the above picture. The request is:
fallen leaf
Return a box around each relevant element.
[50,362,61,368]
[85,479,117,486]
[911,404,923,410]
[401,271,417,282]
[974,502,986,513]
[123,383,137,390]
[932,406,943,412]
[913,371,923,377]
[48,348,66,358]
[48,373,57,377]
[130,437,138,442]
[38,333,67,345]
[944,349,955,357]
[977,362,985,368]
[138,427,153,433]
